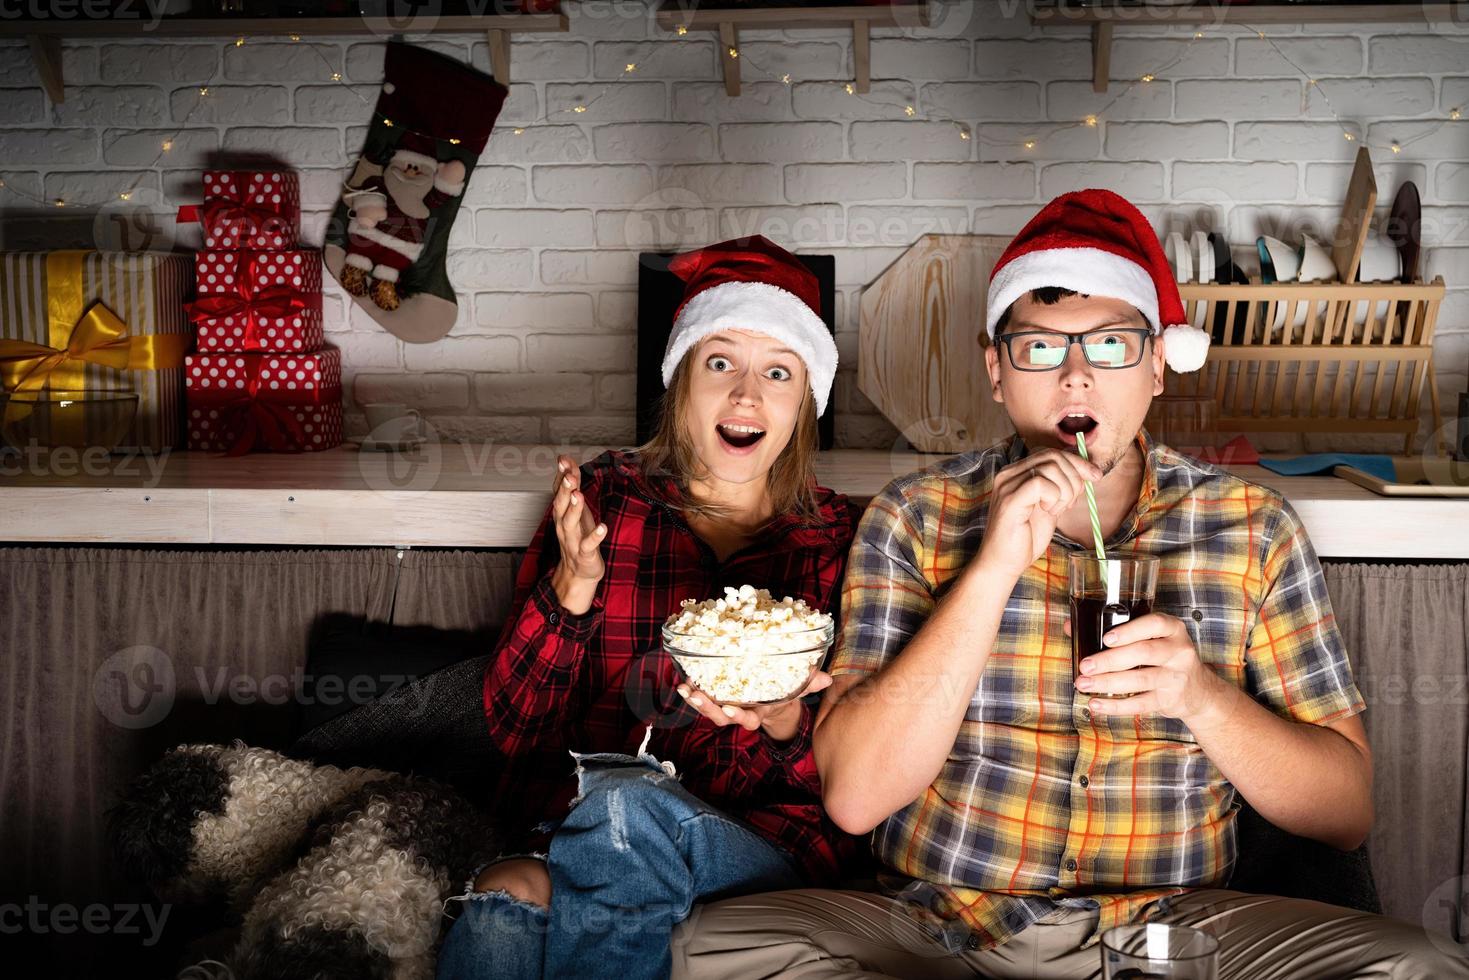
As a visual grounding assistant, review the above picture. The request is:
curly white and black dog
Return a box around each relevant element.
[110,742,500,980]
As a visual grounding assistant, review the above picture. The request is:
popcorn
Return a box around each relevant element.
[663,586,833,704]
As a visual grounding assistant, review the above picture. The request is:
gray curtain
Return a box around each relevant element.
[0,547,399,904]
[390,547,522,631]
[1323,560,1469,932]
[0,545,522,973]
[0,548,1463,968]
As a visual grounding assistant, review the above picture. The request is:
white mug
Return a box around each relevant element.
[1188,230,1212,331]
[1192,230,1213,284]
[363,402,425,443]
[1297,235,1337,283]
[1357,236,1402,283]
[1165,231,1191,283]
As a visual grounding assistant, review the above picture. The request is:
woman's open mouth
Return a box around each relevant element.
[716,422,767,455]
[1055,411,1099,447]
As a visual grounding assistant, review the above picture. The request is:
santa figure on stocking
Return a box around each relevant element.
[339,130,466,312]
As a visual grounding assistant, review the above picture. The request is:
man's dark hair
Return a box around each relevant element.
[990,287,1082,342]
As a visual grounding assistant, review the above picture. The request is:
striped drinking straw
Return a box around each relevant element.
[1075,431,1108,584]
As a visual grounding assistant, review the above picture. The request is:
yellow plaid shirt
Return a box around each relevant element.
[830,430,1365,953]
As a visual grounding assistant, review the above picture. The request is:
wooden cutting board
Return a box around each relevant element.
[858,234,1015,453]
[1333,146,1378,283]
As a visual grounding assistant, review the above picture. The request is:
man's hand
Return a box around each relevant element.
[978,449,1103,582]
[1068,612,1228,726]
[1068,613,1374,850]
[678,670,832,743]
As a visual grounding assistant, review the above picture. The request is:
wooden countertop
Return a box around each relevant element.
[1,444,1466,558]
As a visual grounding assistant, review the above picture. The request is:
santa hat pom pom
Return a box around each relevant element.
[1162,324,1210,373]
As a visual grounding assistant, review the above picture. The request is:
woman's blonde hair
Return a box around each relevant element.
[635,351,824,527]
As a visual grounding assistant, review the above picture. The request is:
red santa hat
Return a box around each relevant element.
[390,130,440,173]
[389,130,467,197]
[985,188,1211,373]
[663,236,837,417]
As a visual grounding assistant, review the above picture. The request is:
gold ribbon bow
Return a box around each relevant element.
[0,251,190,394]
[0,251,189,430]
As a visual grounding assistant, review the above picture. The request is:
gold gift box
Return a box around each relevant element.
[1,250,193,452]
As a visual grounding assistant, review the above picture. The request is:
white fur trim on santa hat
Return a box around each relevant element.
[986,246,1161,338]
[391,148,440,172]
[662,280,837,417]
[1162,323,1210,373]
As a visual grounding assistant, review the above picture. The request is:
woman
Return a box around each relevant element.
[436,236,858,980]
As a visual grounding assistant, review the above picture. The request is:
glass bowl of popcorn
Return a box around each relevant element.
[662,585,835,708]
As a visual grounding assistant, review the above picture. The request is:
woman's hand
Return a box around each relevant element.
[549,454,606,616]
[677,670,833,743]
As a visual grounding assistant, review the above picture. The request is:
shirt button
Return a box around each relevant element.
[965,935,982,951]
[548,611,560,625]
[1064,858,1078,872]
[1079,775,1089,788]
[1192,609,1204,622]
[1081,707,1091,720]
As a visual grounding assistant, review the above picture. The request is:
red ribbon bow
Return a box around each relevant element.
[206,199,290,243]
[178,197,292,246]
[217,393,308,456]
[196,356,331,456]
[186,252,313,350]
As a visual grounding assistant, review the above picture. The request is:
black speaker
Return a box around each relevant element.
[635,252,837,451]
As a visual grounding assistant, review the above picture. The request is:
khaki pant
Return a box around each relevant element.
[670,888,1469,980]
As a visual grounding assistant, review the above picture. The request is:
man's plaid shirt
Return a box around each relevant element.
[829,430,1365,951]
[483,449,861,882]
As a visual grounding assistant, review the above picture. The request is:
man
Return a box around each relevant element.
[671,190,1468,978]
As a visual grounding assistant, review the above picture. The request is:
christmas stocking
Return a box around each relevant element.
[325,42,507,343]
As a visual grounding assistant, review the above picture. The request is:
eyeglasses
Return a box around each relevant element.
[995,327,1153,372]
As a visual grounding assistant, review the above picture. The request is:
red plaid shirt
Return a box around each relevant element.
[482,449,861,882]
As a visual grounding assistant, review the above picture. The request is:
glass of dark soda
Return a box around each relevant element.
[1068,553,1159,699]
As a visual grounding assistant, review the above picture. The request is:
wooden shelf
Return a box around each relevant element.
[1031,2,1469,92]
[1,443,1467,556]
[655,3,930,96]
[15,11,569,102]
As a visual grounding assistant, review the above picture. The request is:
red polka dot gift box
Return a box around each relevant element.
[185,346,342,456]
[178,171,301,252]
[187,249,324,354]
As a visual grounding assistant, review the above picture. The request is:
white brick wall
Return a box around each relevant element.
[1,0,1466,451]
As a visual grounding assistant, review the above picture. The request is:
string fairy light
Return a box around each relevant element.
[4,21,1463,210]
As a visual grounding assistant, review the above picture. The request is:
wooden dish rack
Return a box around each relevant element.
[1172,278,1448,455]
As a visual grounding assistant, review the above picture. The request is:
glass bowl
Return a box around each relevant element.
[662,620,835,708]
[0,388,140,452]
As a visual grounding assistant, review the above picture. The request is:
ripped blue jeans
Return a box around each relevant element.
[436,742,801,980]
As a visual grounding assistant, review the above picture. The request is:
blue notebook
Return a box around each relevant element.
[1259,454,1396,483]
